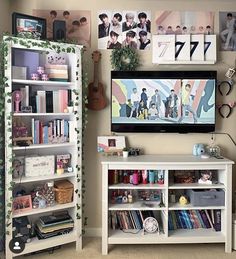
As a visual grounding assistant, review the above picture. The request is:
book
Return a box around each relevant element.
[56,154,72,174]
[199,210,211,228]
[46,91,53,113]
[205,210,214,229]
[213,209,221,231]
[195,210,205,228]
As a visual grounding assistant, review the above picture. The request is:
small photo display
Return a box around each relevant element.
[56,154,72,175]
[13,195,32,213]
[97,136,126,153]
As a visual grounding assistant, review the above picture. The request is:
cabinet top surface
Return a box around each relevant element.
[101,154,234,165]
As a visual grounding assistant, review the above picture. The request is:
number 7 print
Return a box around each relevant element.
[158,41,171,57]
[204,41,211,54]
[175,41,185,58]
[190,41,199,57]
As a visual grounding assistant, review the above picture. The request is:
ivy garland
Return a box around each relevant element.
[110,46,139,71]
[0,35,88,238]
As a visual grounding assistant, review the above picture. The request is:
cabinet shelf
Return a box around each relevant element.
[168,228,225,242]
[12,79,75,87]
[109,201,165,211]
[14,172,75,184]
[168,183,225,189]
[13,202,76,218]
[108,183,166,190]
[108,229,165,244]
[13,142,76,150]
[168,202,225,210]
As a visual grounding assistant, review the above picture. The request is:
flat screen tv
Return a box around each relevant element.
[111,70,216,133]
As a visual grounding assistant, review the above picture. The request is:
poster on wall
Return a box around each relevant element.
[97,10,151,50]
[155,11,214,35]
[33,9,91,47]
[219,12,236,51]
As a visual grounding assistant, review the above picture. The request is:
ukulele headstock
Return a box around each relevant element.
[92,50,101,63]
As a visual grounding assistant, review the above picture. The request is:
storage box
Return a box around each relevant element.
[12,66,27,80]
[25,155,55,177]
[186,189,225,206]
[54,180,73,204]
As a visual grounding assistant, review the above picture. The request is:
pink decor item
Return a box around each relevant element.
[31,73,39,80]
[37,66,45,75]
[41,73,49,81]
[12,90,23,113]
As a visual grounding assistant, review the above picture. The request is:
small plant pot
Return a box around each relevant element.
[123,151,129,158]
[67,106,74,113]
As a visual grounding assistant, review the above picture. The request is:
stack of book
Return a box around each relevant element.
[29,89,71,113]
[35,211,74,239]
[31,119,74,144]
[109,210,156,230]
[45,64,68,82]
[168,209,221,231]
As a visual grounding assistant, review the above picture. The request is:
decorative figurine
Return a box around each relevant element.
[179,195,188,205]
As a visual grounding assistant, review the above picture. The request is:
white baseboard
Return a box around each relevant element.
[84,228,102,237]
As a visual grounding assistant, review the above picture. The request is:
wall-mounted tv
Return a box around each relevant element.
[111,70,216,133]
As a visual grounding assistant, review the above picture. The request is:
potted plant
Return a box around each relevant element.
[67,100,74,113]
[123,147,129,158]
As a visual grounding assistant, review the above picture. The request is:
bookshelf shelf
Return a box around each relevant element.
[13,202,76,218]
[14,172,75,184]
[108,183,166,190]
[109,201,165,211]
[13,113,75,117]
[101,155,234,254]
[13,231,77,257]
[4,37,83,258]
[13,142,76,150]
[12,79,75,87]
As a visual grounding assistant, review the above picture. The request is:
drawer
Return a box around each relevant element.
[186,189,225,206]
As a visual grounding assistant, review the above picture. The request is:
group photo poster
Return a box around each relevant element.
[98,10,151,50]
[33,9,91,47]
[155,11,214,35]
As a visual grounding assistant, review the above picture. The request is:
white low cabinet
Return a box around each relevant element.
[101,155,234,254]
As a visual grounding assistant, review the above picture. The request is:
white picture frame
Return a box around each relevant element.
[97,136,126,153]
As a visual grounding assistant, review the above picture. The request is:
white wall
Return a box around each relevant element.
[7,0,236,229]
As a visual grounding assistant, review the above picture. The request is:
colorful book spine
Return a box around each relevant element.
[199,210,211,229]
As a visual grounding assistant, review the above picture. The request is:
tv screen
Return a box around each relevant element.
[111,71,216,133]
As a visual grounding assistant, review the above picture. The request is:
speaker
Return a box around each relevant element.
[53,20,66,41]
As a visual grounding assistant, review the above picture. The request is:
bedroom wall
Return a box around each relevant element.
[0,0,10,34]
[6,0,236,232]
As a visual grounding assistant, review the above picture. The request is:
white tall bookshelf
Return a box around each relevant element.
[101,155,234,254]
[4,37,83,258]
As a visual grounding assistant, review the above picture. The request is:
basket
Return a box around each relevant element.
[54,180,74,204]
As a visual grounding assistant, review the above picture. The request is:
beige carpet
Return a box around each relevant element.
[12,238,236,259]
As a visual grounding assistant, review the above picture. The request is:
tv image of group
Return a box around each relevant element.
[112,79,215,124]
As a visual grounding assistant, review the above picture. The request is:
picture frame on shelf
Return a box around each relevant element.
[97,136,126,153]
[12,12,47,40]
[13,195,32,214]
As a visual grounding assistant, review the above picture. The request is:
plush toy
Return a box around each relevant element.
[179,195,188,205]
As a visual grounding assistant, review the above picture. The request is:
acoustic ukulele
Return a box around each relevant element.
[87,50,106,110]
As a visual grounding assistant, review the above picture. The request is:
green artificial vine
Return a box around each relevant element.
[0,36,88,241]
[110,46,140,71]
